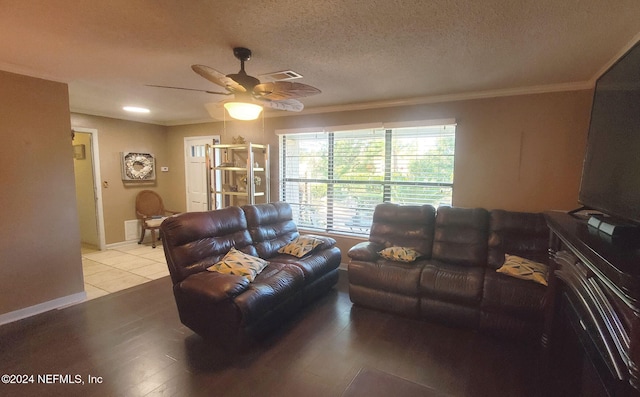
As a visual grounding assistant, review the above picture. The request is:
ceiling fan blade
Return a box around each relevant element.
[191,65,246,93]
[146,84,230,95]
[253,82,321,101]
[259,98,304,112]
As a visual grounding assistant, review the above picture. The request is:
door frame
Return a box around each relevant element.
[72,126,106,250]
[184,135,220,211]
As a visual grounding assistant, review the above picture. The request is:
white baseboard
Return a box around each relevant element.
[0,291,87,326]
[105,240,140,249]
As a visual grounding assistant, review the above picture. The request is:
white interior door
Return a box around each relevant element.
[184,136,219,212]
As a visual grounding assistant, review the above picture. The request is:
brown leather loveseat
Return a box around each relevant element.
[160,202,341,346]
[347,203,550,342]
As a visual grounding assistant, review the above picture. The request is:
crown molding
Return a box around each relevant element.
[75,80,595,126]
[69,107,220,127]
[293,81,594,118]
[0,61,66,83]
[590,32,640,85]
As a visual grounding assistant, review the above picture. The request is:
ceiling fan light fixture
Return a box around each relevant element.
[223,102,263,120]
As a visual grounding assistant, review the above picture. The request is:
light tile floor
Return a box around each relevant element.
[81,241,170,301]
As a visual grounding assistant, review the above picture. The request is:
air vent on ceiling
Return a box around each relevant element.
[258,70,303,82]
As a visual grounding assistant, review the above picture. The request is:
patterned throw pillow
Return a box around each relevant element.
[378,246,421,263]
[278,235,324,258]
[496,254,548,286]
[207,248,268,282]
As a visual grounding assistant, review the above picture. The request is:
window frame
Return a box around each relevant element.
[279,122,456,236]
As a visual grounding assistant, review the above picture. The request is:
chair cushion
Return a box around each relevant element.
[144,217,166,228]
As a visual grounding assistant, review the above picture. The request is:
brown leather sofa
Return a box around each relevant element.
[347,203,549,342]
[160,202,341,347]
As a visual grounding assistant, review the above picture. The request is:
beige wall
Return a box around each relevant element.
[164,90,592,262]
[70,114,169,244]
[41,89,594,258]
[449,92,591,211]
[275,91,592,212]
[167,90,592,213]
[0,71,84,315]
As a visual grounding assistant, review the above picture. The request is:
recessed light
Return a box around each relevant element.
[123,106,150,113]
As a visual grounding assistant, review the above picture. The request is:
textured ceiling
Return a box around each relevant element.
[1,0,640,125]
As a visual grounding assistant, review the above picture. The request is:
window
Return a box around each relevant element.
[279,123,455,236]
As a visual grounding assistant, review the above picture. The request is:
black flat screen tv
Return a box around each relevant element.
[578,40,640,225]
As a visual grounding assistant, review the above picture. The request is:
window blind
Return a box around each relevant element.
[280,124,455,236]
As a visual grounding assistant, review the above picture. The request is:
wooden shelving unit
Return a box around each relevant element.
[206,143,270,209]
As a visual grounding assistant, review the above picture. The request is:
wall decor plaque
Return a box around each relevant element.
[121,152,156,181]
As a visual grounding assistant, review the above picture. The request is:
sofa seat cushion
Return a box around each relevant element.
[177,271,250,303]
[269,246,342,283]
[419,260,485,304]
[482,271,546,317]
[233,262,305,325]
[349,259,424,296]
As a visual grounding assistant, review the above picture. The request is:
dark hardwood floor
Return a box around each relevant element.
[0,270,547,396]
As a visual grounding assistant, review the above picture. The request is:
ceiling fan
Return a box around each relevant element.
[150,47,321,119]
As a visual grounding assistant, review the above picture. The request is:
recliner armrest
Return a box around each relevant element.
[348,241,384,262]
[176,271,249,303]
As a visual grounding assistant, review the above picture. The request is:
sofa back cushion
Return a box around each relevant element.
[161,206,256,284]
[487,210,549,270]
[243,202,299,259]
[369,203,436,258]
[432,207,489,267]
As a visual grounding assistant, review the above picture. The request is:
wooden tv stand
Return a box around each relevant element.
[544,211,640,396]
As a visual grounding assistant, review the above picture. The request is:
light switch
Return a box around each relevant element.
[160,166,169,172]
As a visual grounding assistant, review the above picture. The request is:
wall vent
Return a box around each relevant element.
[258,70,303,82]
[124,219,141,241]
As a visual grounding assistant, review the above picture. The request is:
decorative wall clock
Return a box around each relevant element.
[121,152,156,181]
